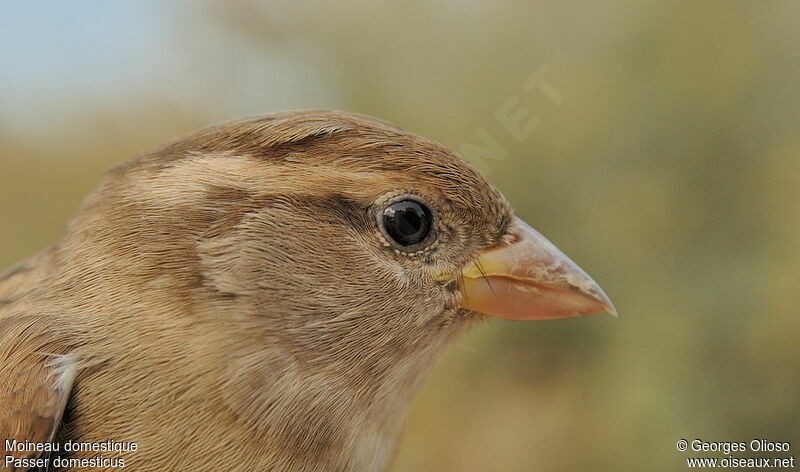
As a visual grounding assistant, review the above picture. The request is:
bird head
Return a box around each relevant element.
[66,109,615,377]
[55,110,615,465]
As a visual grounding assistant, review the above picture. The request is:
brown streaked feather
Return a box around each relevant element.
[0,317,75,471]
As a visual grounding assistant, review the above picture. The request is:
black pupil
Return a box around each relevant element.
[383,200,432,247]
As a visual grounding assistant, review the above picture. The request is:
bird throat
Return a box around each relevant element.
[218,320,466,471]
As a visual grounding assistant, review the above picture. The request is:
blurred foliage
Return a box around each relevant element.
[1,1,798,470]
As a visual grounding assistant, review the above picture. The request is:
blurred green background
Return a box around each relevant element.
[1,1,798,470]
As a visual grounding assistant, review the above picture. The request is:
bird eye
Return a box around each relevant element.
[381,199,434,250]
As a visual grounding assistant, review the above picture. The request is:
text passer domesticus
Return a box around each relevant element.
[0,110,615,471]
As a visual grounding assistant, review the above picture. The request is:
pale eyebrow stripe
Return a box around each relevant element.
[121,155,415,209]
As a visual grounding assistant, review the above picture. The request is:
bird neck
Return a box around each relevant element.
[213,321,463,471]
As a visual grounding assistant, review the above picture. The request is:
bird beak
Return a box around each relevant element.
[458,217,617,320]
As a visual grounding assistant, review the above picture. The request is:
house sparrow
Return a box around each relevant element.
[0,110,615,472]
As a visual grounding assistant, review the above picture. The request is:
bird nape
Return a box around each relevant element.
[0,110,615,472]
